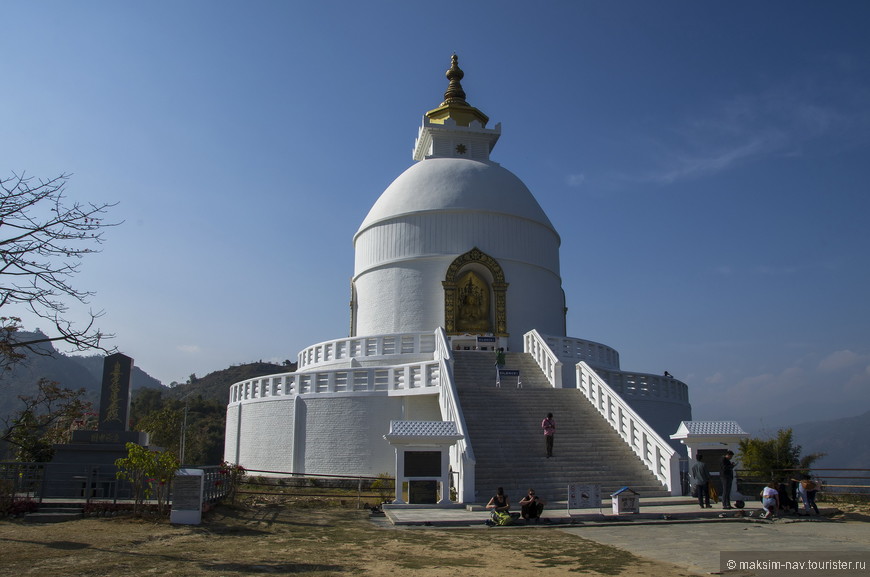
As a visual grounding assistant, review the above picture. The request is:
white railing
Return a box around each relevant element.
[577,361,680,495]
[298,332,438,370]
[523,329,563,388]
[228,361,441,404]
[434,327,476,504]
[541,335,621,371]
[591,369,689,403]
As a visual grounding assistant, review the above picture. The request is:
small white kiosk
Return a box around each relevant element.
[610,487,640,515]
[670,420,749,501]
[383,420,463,506]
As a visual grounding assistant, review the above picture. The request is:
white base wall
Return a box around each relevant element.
[224,392,441,476]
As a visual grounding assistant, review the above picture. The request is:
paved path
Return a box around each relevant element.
[383,496,811,527]
[382,498,870,575]
[563,518,870,575]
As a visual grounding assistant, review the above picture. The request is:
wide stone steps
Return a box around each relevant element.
[452,351,670,503]
[24,504,84,523]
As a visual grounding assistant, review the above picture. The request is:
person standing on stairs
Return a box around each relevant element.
[494,347,506,385]
[542,412,556,458]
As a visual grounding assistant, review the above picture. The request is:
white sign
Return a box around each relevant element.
[568,483,601,509]
[170,468,204,525]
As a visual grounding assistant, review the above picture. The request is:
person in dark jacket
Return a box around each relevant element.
[720,450,735,509]
[691,454,711,508]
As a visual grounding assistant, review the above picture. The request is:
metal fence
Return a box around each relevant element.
[676,462,869,501]
[0,461,231,505]
[735,468,869,502]
[239,469,394,509]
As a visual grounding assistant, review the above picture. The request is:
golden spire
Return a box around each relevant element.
[443,54,467,104]
[425,54,489,127]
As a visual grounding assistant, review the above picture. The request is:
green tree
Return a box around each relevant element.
[738,428,825,481]
[129,389,227,465]
[129,388,165,420]
[115,442,179,515]
[0,172,118,371]
[0,379,91,461]
[136,406,182,455]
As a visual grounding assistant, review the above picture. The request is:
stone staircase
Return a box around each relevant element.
[452,351,670,505]
[23,503,84,523]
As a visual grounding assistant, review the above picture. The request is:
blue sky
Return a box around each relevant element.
[3,1,869,431]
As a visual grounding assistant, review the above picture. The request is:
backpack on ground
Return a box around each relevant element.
[491,510,513,526]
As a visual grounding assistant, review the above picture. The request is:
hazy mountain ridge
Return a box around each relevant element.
[163,361,292,404]
[0,332,164,418]
[790,409,870,470]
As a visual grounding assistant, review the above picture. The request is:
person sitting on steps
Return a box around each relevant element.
[486,487,511,525]
[519,488,546,524]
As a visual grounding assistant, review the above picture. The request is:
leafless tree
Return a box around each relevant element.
[1,171,119,370]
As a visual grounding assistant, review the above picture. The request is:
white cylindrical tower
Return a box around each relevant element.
[352,55,566,351]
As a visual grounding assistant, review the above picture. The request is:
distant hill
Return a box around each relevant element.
[0,331,163,419]
[791,409,870,470]
[161,361,294,404]
[1,332,295,419]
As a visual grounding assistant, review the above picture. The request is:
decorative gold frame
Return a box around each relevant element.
[443,247,508,336]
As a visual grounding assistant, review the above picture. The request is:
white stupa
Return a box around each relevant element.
[225,56,692,503]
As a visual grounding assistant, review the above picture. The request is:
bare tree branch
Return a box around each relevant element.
[0,172,120,371]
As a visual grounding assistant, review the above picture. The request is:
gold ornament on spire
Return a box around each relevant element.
[443,54,467,104]
[425,54,489,127]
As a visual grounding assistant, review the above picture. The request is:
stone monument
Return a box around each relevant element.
[48,353,150,498]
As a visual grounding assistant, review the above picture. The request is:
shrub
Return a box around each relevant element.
[371,473,395,504]
[218,462,246,504]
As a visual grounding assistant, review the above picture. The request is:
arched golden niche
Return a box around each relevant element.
[443,247,508,337]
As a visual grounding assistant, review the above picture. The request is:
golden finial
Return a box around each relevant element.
[443,54,467,104]
[424,54,488,127]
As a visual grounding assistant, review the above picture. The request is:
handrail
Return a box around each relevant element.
[523,329,563,388]
[297,332,437,370]
[228,359,441,404]
[539,334,621,371]
[590,368,690,403]
[734,468,870,497]
[577,361,680,494]
[434,327,476,503]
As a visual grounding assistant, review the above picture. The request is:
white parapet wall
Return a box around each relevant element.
[577,361,681,495]
[297,332,437,371]
[224,328,479,502]
[433,327,475,504]
[523,329,563,388]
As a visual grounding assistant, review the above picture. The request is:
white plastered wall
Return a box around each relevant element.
[354,212,566,349]
[225,392,441,477]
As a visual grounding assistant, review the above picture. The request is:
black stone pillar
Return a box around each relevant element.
[98,352,133,432]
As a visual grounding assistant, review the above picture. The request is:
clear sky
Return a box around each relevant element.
[3,1,869,431]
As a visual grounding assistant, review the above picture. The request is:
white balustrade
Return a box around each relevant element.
[577,362,680,494]
[523,329,563,388]
[434,327,475,504]
[297,332,438,370]
[541,334,621,371]
[592,369,689,403]
[228,359,441,405]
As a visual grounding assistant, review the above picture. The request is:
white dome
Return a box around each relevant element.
[357,158,556,237]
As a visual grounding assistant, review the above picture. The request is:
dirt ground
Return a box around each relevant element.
[0,499,702,577]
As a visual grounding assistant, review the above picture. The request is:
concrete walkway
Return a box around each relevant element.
[563,519,870,575]
[382,497,870,575]
[383,496,774,527]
